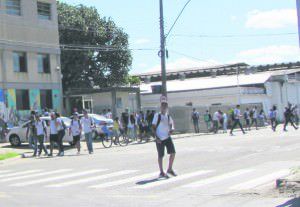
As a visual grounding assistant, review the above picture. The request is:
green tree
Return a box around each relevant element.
[126,76,141,86]
[57,2,132,91]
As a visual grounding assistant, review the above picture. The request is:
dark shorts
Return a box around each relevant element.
[73,135,81,144]
[50,134,58,142]
[246,119,250,125]
[156,137,176,158]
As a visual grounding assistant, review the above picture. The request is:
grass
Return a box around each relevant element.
[0,152,19,161]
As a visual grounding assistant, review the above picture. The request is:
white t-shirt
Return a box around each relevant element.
[213,112,220,121]
[152,113,174,141]
[71,119,81,136]
[81,116,93,133]
[252,109,258,119]
[56,118,63,131]
[106,112,112,119]
[35,120,46,136]
[234,108,241,119]
[50,119,58,135]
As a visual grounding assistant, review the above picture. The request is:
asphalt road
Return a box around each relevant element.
[0,125,300,207]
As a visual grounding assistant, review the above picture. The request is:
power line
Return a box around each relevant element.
[165,0,193,39]
[169,50,214,63]
[171,32,297,38]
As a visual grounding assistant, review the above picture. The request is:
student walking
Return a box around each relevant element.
[204,110,212,132]
[81,110,95,154]
[244,108,251,131]
[212,110,221,134]
[222,112,228,133]
[230,105,246,135]
[283,103,298,131]
[56,113,65,157]
[152,100,176,178]
[34,114,48,157]
[69,112,82,155]
[250,106,258,130]
[191,108,200,133]
[269,106,278,132]
[26,111,36,150]
[49,113,60,156]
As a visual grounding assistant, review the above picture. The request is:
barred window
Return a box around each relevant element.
[37,2,51,20]
[5,0,21,16]
[38,54,50,73]
[13,52,27,72]
[16,90,29,110]
[40,90,53,109]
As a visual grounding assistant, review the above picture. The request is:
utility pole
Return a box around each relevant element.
[159,0,167,97]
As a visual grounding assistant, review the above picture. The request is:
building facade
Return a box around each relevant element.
[0,0,62,125]
[138,63,300,123]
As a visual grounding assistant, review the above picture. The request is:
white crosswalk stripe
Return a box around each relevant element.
[229,169,290,191]
[183,169,254,188]
[0,169,72,182]
[0,170,43,178]
[11,169,107,187]
[0,170,12,175]
[134,170,213,189]
[47,170,138,188]
[89,172,158,189]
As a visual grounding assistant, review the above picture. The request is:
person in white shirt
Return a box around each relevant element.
[222,112,228,133]
[55,113,65,157]
[250,106,258,130]
[212,111,221,134]
[152,100,176,178]
[69,112,82,154]
[49,112,60,156]
[106,109,113,119]
[34,114,48,156]
[230,105,246,135]
[81,110,95,154]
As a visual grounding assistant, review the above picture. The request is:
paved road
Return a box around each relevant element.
[0,125,299,207]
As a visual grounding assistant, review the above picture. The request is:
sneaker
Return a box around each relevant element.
[48,153,53,157]
[167,169,177,177]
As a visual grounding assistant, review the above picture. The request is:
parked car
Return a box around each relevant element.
[5,116,77,147]
[71,114,114,139]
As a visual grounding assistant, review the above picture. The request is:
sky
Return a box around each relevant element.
[60,0,300,74]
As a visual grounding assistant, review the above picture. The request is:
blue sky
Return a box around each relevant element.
[60,0,299,74]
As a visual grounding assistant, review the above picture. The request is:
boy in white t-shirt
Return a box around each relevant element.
[152,100,176,178]
[34,114,49,156]
[69,112,82,154]
[81,110,95,154]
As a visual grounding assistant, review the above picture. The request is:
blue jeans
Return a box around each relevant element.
[84,132,93,153]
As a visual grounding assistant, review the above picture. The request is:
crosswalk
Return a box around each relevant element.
[0,164,292,192]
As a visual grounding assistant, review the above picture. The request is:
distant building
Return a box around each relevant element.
[137,62,300,122]
[0,0,62,124]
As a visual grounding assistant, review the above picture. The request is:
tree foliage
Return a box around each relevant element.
[57,2,132,91]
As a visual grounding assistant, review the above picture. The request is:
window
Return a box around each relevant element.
[37,2,51,20]
[13,52,27,72]
[38,54,50,73]
[40,90,53,109]
[5,0,21,16]
[151,85,162,94]
[16,90,29,110]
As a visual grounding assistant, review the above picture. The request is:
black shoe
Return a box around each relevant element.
[159,172,168,178]
[167,169,177,177]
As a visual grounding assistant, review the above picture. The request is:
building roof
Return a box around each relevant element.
[140,69,300,94]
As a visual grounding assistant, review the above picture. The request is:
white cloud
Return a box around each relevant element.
[246,9,297,29]
[230,15,237,22]
[146,57,220,73]
[134,38,151,45]
[235,45,300,65]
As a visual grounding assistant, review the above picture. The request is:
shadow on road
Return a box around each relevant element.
[276,197,300,207]
[136,177,168,186]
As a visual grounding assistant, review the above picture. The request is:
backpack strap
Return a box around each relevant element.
[156,114,171,129]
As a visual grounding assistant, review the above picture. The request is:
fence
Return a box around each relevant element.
[143,103,264,133]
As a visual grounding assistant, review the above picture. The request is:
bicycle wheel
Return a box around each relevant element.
[102,136,113,148]
[118,134,129,146]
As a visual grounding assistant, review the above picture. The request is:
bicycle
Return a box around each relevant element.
[101,130,129,148]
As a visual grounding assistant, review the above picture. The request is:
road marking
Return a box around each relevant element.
[229,169,290,191]
[11,169,107,187]
[89,172,158,189]
[47,170,137,188]
[183,169,254,188]
[0,169,72,182]
[134,170,213,189]
[0,170,43,178]
[0,170,12,175]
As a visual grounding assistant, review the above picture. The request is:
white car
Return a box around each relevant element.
[6,116,75,147]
